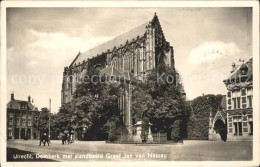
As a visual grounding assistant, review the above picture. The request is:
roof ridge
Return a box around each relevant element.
[69,51,81,67]
[83,21,150,54]
[72,20,152,66]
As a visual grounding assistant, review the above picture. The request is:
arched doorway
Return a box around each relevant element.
[15,128,19,139]
[27,129,31,139]
[214,119,227,141]
[21,128,25,139]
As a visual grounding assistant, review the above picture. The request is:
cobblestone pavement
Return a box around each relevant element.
[7,140,252,161]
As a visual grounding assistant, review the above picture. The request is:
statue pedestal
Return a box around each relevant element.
[133,121,153,143]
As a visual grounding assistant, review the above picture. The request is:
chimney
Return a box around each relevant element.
[11,93,14,100]
[28,95,31,103]
[231,62,236,73]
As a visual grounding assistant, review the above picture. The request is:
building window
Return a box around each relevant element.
[237,97,241,109]
[28,115,32,126]
[232,98,236,109]
[8,114,13,125]
[240,65,248,75]
[8,130,12,137]
[233,116,242,136]
[241,88,246,96]
[232,89,240,97]
[20,103,27,110]
[234,122,242,136]
[124,54,130,72]
[22,115,26,126]
[227,91,231,97]
[247,96,252,108]
[120,58,123,71]
[249,121,253,135]
[17,117,20,126]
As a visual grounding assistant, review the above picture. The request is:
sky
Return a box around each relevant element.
[6,7,252,113]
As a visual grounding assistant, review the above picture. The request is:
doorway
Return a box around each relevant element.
[214,119,227,141]
[21,128,25,139]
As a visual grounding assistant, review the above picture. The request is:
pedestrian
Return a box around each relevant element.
[39,133,49,146]
[62,133,67,145]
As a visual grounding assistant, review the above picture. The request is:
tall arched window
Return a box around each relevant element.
[73,73,77,93]
[130,54,134,72]
[69,76,73,94]
[116,58,119,69]
[124,52,130,71]
[118,58,122,71]
[135,48,140,74]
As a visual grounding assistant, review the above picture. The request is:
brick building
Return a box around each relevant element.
[7,93,39,139]
[223,57,253,141]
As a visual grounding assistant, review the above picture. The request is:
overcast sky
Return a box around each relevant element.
[7,7,252,113]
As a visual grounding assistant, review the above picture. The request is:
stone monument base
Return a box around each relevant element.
[133,121,153,143]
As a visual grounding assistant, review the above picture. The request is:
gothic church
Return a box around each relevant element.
[61,13,175,133]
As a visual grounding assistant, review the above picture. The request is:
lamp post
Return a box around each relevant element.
[49,99,51,140]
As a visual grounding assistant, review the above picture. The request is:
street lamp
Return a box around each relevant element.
[49,99,51,140]
[82,123,87,132]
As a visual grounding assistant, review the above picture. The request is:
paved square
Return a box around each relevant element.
[7,140,252,161]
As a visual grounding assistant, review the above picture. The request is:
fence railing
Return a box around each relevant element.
[152,133,167,143]
[114,134,134,143]
[108,133,167,143]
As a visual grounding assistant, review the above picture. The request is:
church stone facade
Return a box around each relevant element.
[61,13,175,133]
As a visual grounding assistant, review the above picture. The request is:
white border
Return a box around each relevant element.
[1,1,259,167]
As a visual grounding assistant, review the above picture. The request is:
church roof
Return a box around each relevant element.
[224,57,253,84]
[100,66,137,82]
[100,66,122,78]
[73,21,149,65]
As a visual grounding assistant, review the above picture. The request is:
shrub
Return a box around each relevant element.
[108,122,117,141]
[171,120,181,141]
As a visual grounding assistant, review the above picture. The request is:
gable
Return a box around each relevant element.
[213,110,226,125]
[224,57,253,84]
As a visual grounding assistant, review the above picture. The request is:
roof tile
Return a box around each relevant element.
[73,21,149,65]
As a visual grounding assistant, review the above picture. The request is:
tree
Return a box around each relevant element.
[69,69,124,140]
[132,85,153,122]
[50,103,73,139]
[132,64,187,140]
[187,94,223,140]
[38,108,50,136]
